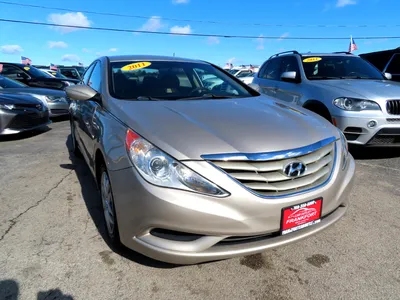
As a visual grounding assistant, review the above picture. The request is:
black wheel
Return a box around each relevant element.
[99,165,121,247]
[70,120,82,157]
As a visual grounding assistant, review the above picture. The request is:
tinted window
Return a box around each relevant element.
[386,54,400,74]
[260,58,282,80]
[280,56,300,74]
[25,66,53,78]
[61,68,80,80]
[109,60,256,100]
[1,64,27,80]
[302,56,384,80]
[236,71,253,78]
[82,64,95,85]
[0,75,27,88]
[88,62,102,91]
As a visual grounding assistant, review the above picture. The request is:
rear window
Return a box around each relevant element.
[109,60,255,100]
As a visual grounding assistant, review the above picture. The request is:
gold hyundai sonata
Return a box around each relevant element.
[66,55,355,264]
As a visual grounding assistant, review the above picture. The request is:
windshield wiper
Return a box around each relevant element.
[309,76,341,80]
[135,96,163,101]
[178,93,239,100]
[339,76,373,79]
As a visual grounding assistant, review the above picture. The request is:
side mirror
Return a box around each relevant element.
[384,72,392,80]
[65,85,98,101]
[281,71,300,83]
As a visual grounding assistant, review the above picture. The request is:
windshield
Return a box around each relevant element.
[302,56,385,80]
[227,69,238,75]
[236,71,253,78]
[25,66,53,78]
[0,75,27,88]
[109,61,256,100]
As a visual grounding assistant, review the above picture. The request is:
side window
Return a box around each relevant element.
[1,65,27,80]
[257,62,269,78]
[87,62,102,92]
[261,58,281,80]
[386,54,400,74]
[280,56,300,75]
[82,63,95,85]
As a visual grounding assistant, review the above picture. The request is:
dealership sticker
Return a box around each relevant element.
[281,198,322,235]
[121,62,151,71]
[303,57,322,63]
[24,66,30,70]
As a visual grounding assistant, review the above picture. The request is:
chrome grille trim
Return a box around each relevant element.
[202,137,338,198]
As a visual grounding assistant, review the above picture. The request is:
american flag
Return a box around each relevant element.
[21,56,32,65]
[78,62,83,66]
[348,36,358,53]
[50,63,58,71]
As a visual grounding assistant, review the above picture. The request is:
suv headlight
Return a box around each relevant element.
[46,96,67,103]
[125,129,229,197]
[333,97,380,111]
[338,129,349,169]
[31,95,49,108]
[0,103,15,110]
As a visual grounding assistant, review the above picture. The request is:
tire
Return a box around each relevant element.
[70,120,82,157]
[99,165,121,247]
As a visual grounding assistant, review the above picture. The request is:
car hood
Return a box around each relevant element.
[1,87,66,97]
[109,96,339,160]
[0,91,41,105]
[313,79,400,100]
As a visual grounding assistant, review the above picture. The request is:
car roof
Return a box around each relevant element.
[105,55,208,64]
[300,52,357,57]
[0,62,28,67]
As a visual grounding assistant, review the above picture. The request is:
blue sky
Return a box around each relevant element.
[0,0,399,67]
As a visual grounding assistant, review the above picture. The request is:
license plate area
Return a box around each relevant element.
[281,198,323,235]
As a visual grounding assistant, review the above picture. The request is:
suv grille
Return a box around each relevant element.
[204,138,336,197]
[386,100,400,115]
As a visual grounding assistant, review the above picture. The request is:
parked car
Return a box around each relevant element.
[360,47,400,82]
[238,72,256,85]
[251,51,400,147]
[0,92,50,135]
[58,67,82,81]
[37,68,79,86]
[66,55,355,265]
[0,63,69,90]
[0,75,70,117]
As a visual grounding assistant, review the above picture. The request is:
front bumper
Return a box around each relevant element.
[333,114,400,146]
[48,102,70,117]
[0,109,50,135]
[109,150,355,265]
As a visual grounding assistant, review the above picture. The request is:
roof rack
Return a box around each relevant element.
[332,51,354,55]
[269,50,300,59]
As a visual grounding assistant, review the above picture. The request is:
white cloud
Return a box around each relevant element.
[138,16,164,32]
[172,0,189,4]
[207,37,220,45]
[336,0,357,7]
[61,54,80,62]
[48,41,68,49]
[82,48,91,53]
[278,32,290,41]
[0,45,23,54]
[47,12,91,33]
[108,48,118,52]
[170,25,192,35]
[227,57,236,64]
[256,34,265,50]
[95,52,103,57]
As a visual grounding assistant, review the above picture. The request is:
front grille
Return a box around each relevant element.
[367,128,400,145]
[386,100,400,115]
[387,118,400,123]
[206,139,336,197]
[50,109,69,114]
[8,113,49,130]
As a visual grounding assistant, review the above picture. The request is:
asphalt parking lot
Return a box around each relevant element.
[0,120,399,300]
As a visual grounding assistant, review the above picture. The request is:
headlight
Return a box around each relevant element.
[0,103,15,110]
[338,129,349,169]
[31,95,49,108]
[125,129,229,197]
[46,96,67,103]
[333,97,380,111]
